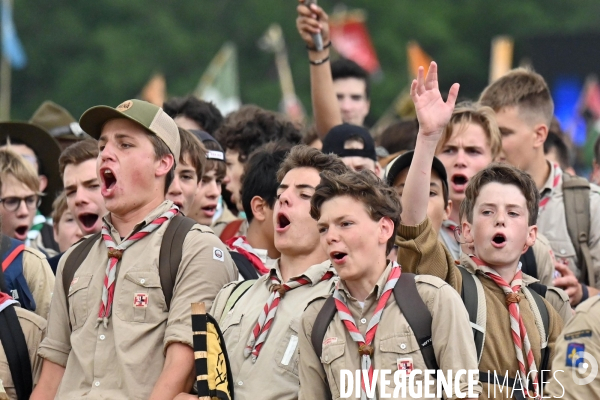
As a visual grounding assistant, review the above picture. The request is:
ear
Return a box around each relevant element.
[523,225,538,253]
[532,123,548,149]
[462,219,474,244]
[39,175,48,192]
[443,199,453,221]
[250,196,268,223]
[155,154,175,178]
[379,216,395,245]
[374,162,383,179]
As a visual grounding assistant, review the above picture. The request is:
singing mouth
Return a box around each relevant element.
[78,213,99,229]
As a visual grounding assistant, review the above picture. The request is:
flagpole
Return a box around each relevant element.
[0,54,10,121]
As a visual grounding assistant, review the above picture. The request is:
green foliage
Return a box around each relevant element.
[9,0,600,123]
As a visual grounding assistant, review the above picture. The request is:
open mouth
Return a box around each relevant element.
[277,213,291,230]
[14,226,28,238]
[102,169,117,190]
[78,213,99,229]
[330,251,348,263]
[492,233,507,247]
[452,174,468,186]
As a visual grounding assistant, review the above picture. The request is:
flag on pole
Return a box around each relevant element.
[194,42,241,116]
[329,9,380,75]
[489,36,514,83]
[1,0,26,69]
[407,41,432,79]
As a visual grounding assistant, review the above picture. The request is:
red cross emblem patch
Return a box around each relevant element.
[134,293,149,308]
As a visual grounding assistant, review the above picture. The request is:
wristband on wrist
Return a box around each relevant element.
[306,41,332,51]
[309,56,330,66]
[580,283,589,303]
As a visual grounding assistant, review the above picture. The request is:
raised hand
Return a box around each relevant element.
[410,62,459,140]
[296,0,330,48]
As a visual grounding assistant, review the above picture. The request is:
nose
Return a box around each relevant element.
[168,176,183,197]
[324,225,339,245]
[454,149,467,168]
[277,188,293,208]
[206,181,220,199]
[15,199,30,217]
[73,187,88,207]
[100,142,116,162]
[494,211,506,226]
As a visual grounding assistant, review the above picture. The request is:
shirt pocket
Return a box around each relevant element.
[221,312,244,344]
[321,341,347,400]
[115,270,167,323]
[379,333,426,374]
[548,239,577,273]
[67,274,93,331]
[274,318,301,377]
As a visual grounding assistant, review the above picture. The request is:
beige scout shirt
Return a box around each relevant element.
[37,201,237,400]
[545,295,600,400]
[20,247,54,319]
[531,233,558,287]
[538,162,600,289]
[397,218,570,399]
[210,259,336,400]
[298,263,482,400]
[0,306,46,400]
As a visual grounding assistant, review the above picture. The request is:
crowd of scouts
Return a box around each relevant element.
[1,2,599,399]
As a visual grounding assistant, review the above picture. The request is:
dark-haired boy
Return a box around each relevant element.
[166,128,206,215]
[298,167,479,399]
[480,68,600,306]
[164,95,223,135]
[399,64,569,399]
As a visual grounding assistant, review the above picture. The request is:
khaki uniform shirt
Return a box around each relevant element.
[211,207,239,238]
[21,247,54,319]
[37,201,238,400]
[397,217,569,399]
[211,259,336,400]
[537,162,600,289]
[0,306,46,400]
[298,263,482,400]
[531,232,558,287]
[545,295,600,400]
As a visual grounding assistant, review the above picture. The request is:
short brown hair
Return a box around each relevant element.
[276,145,347,183]
[0,147,40,195]
[147,133,175,194]
[310,170,400,254]
[51,191,68,228]
[178,127,206,181]
[479,67,554,126]
[59,139,99,178]
[436,102,502,159]
[459,163,539,226]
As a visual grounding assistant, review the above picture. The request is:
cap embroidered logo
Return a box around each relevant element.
[116,100,133,112]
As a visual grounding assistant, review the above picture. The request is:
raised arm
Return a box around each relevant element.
[400,62,459,225]
[296,0,342,138]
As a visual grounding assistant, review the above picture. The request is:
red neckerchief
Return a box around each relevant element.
[0,292,18,313]
[225,236,270,275]
[539,163,561,212]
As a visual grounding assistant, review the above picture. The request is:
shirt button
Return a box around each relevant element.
[325,356,329,362]
[560,249,566,255]
[237,381,243,386]
[94,381,100,387]
[400,343,407,350]
[99,335,105,340]
[360,318,367,324]
[140,279,146,284]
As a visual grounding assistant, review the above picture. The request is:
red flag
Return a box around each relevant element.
[406,41,432,79]
[329,10,380,74]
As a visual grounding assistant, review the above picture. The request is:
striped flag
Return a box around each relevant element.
[1,0,26,69]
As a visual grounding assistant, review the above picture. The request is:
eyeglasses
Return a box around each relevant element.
[0,195,41,212]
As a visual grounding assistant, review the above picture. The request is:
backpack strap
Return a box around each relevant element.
[0,235,11,293]
[310,296,337,359]
[562,173,594,288]
[394,273,439,371]
[0,305,33,400]
[63,233,101,312]
[219,219,244,242]
[229,251,260,281]
[219,279,256,325]
[158,214,196,310]
[519,246,537,279]
[522,285,550,372]
[458,266,487,363]
[1,244,25,273]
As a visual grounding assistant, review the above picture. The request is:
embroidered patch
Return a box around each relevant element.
[566,343,585,368]
[134,293,149,308]
[564,330,592,340]
[213,247,224,262]
[323,337,338,346]
[397,357,413,373]
[116,100,133,111]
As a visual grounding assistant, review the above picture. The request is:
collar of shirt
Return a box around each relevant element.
[460,253,540,285]
[102,200,175,244]
[540,160,563,198]
[268,259,334,286]
[337,261,394,306]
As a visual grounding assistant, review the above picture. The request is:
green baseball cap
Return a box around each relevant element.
[79,99,180,162]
